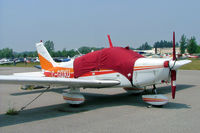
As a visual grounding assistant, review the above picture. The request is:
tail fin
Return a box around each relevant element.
[36,42,57,71]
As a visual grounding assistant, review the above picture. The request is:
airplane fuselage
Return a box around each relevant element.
[42,57,171,88]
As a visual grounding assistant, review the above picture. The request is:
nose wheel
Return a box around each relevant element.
[142,84,169,106]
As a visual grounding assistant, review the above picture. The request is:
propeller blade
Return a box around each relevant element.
[107,34,113,48]
[171,32,176,99]
[171,70,176,99]
[173,32,176,61]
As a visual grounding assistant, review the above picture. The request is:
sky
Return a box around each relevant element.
[0,0,200,52]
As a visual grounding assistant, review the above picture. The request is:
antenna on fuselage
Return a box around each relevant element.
[107,34,113,48]
[75,48,83,56]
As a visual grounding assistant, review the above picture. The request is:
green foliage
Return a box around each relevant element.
[137,42,152,50]
[180,58,200,70]
[0,48,14,58]
[78,46,103,54]
[197,46,200,53]
[179,34,187,54]
[44,40,54,53]
[62,48,68,57]
[154,40,179,48]
[42,40,104,58]
[0,46,103,59]
[78,46,92,54]
[67,49,78,57]
[4,37,200,60]
[187,37,199,54]
[14,51,37,58]
[6,107,18,115]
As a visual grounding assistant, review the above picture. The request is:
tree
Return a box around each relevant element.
[78,46,91,54]
[62,48,68,57]
[78,46,104,54]
[137,42,152,50]
[23,53,27,58]
[153,40,179,48]
[44,40,54,53]
[56,50,62,57]
[179,34,187,54]
[0,48,14,58]
[187,36,198,54]
[67,49,78,57]
[197,45,200,53]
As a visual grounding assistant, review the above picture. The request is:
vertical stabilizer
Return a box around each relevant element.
[36,42,57,70]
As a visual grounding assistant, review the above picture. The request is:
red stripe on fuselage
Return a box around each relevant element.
[44,65,164,78]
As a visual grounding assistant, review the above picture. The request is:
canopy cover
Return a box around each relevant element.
[74,47,144,83]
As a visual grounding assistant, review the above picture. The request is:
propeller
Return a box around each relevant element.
[171,32,176,99]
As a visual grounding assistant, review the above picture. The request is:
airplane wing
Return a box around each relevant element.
[13,72,43,77]
[0,75,120,88]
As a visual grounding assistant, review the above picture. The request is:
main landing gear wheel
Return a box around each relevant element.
[62,88,85,107]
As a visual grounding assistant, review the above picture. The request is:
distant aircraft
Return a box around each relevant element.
[0,58,13,65]
[0,32,191,106]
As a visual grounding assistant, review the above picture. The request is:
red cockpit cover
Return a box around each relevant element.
[73,47,144,83]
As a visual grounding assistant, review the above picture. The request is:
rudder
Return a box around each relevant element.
[36,42,57,71]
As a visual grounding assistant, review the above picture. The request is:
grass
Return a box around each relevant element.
[0,62,40,67]
[6,107,18,115]
[179,58,200,70]
[21,85,35,90]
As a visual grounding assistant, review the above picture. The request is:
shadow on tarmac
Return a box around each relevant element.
[0,84,193,127]
[11,87,66,96]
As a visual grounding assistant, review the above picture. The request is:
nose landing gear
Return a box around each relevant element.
[152,84,157,94]
[142,85,168,106]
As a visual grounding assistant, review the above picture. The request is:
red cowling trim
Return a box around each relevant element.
[73,47,144,83]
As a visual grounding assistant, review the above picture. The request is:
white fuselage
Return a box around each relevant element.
[48,57,171,88]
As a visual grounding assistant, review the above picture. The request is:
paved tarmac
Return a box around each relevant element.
[0,67,199,133]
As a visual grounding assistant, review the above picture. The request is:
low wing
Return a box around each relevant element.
[0,75,120,88]
[13,72,44,77]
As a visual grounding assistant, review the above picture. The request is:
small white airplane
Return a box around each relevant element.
[0,58,13,65]
[0,32,191,106]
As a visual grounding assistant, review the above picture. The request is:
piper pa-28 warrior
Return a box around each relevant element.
[0,32,191,106]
